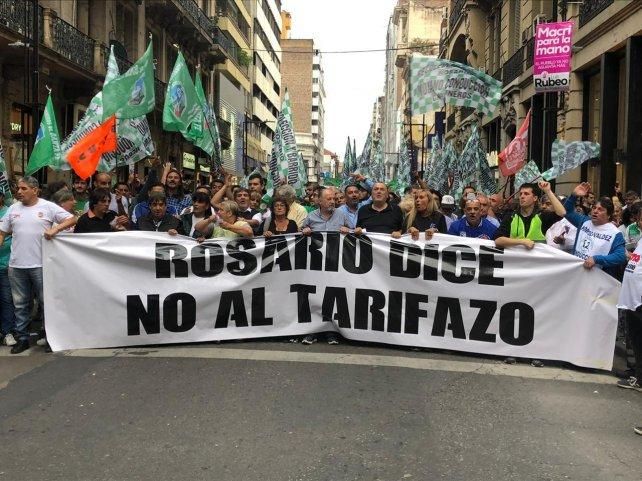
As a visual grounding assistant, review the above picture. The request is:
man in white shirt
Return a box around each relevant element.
[0,177,76,353]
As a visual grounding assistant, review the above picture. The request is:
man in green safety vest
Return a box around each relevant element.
[494,181,566,250]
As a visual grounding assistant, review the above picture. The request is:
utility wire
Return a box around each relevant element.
[250,45,438,55]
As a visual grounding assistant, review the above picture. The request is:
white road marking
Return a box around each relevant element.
[62,346,617,385]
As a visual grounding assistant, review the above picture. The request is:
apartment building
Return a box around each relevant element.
[439,0,642,194]
[280,37,325,182]
[0,0,246,181]
[244,0,281,174]
[382,0,446,178]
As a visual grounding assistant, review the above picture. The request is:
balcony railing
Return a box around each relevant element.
[175,0,216,42]
[579,0,614,27]
[447,111,456,132]
[102,45,133,73]
[491,67,502,81]
[449,0,466,33]
[460,106,475,120]
[525,36,534,69]
[51,14,95,71]
[214,27,249,76]
[217,0,250,43]
[0,0,43,43]
[503,45,525,85]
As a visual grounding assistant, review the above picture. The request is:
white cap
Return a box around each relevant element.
[441,195,455,206]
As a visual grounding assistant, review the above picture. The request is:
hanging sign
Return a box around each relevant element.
[534,21,573,93]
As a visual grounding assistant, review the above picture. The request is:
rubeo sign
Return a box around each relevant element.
[533,21,573,93]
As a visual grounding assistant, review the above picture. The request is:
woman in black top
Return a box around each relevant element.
[261,196,298,237]
[75,188,122,233]
[405,189,447,240]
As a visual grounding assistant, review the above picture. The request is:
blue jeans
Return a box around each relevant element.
[0,268,16,336]
[8,267,43,341]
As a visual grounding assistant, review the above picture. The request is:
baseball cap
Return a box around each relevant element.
[441,195,455,206]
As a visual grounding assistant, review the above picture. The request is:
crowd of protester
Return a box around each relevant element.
[0,158,640,423]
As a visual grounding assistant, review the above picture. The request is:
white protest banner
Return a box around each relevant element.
[43,232,619,370]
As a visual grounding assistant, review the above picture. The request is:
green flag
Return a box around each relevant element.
[0,141,12,200]
[410,55,501,116]
[193,70,222,173]
[103,42,155,119]
[61,46,155,173]
[26,94,62,175]
[163,52,202,140]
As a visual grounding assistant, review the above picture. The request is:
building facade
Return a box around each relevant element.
[0,0,244,182]
[280,37,325,182]
[439,0,642,195]
[382,0,446,179]
[244,0,281,174]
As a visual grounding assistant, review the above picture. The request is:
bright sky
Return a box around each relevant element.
[281,0,398,158]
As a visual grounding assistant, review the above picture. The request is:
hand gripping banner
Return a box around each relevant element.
[43,232,618,370]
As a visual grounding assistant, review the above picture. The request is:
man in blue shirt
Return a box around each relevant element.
[302,188,350,234]
[448,199,498,239]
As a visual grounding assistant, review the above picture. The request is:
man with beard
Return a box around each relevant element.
[161,162,192,213]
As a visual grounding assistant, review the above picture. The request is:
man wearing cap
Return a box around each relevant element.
[440,195,458,230]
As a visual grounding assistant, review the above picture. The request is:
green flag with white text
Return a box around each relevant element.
[164,52,202,140]
[102,42,155,119]
[26,94,62,175]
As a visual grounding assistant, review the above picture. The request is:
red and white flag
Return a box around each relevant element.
[498,109,531,177]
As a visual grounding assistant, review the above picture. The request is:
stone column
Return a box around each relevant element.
[598,52,619,193]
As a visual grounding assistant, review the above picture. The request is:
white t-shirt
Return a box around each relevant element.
[573,220,621,267]
[545,218,577,252]
[618,239,642,311]
[0,199,73,268]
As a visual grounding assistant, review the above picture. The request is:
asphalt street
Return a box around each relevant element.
[1,341,641,481]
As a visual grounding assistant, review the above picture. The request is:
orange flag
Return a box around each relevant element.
[66,115,117,179]
[498,109,531,177]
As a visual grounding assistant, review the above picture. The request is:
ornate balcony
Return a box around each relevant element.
[51,14,95,71]
[447,111,456,132]
[175,0,216,42]
[218,116,232,150]
[449,0,467,33]
[525,36,534,70]
[503,45,525,85]
[0,0,43,43]
[579,0,614,27]
[102,45,133,74]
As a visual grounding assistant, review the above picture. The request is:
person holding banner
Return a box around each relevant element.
[195,200,253,240]
[563,182,626,278]
[494,182,565,250]
[447,199,497,240]
[355,183,403,237]
[261,197,298,237]
[276,184,308,229]
[138,192,184,235]
[75,189,127,234]
[406,189,447,240]
[302,188,350,235]
[0,177,77,353]
[339,184,373,229]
